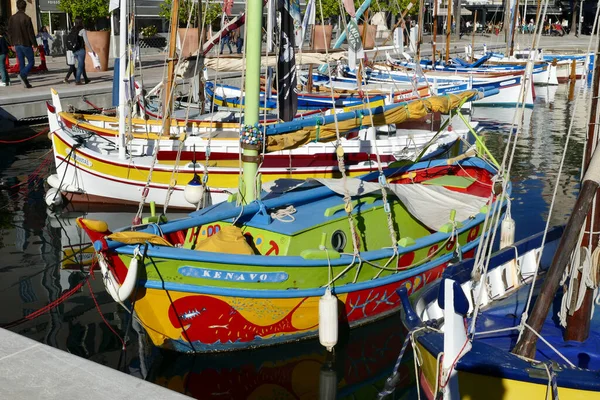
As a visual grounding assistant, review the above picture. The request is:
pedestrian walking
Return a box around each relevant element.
[36,26,53,56]
[220,30,233,54]
[0,25,10,86]
[65,16,95,85]
[7,0,36,88]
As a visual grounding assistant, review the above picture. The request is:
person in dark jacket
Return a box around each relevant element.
[7,0,36,88]
[0,25,9,86]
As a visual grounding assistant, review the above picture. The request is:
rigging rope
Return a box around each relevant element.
[514,3,600,343]
[469,0,553,337]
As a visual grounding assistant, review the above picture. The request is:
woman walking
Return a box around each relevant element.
[65,16,96,85]
[36,26,53,56]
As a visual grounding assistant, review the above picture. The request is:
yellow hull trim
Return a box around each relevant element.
[417,342,600,399]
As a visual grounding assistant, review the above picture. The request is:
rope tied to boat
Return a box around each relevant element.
[543,363,560,400]
[376,325,434,399]
[270,205,296,222]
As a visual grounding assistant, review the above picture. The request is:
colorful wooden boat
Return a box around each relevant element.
[397,227,589,399]
[392,39,600,399]
[205,82,388,111]
[46,90,482,209]
[79,155,508,353]
[340,67,535,108]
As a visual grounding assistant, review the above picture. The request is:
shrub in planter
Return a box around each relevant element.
[140,25,158,38]
[59,0,110,71]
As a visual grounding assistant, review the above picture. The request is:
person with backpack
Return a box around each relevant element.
[65,16,96,85]
[7,0,36,88]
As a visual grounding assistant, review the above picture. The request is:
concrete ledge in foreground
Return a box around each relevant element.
[0,328,190,400]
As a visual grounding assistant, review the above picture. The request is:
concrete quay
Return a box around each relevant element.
[0,33,595,132]
[0,327,190,399]
[0,53,166,131]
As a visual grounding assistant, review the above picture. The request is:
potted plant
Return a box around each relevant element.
[139,25,165,49]
[159,0,220,57]
[59,0,110,71]
[312,0,338,50]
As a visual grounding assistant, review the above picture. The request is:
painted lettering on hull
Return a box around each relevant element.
[178,266,289,283]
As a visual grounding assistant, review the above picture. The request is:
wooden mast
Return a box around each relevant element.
[509,0,520,56]
[470,10,477,62]
[357,8,369,93]
[513,28,600,358]
[564,33,600,342]
[416,0,424,60]
[162,0,180,137]
[445,0,452,63]
[432,0,438,65]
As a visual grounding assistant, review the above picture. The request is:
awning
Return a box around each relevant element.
[436,8,473,16]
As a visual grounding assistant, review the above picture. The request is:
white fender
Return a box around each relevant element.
[520,249,539,280]
[487,265,507,299]
[319,288,338,352]
[98,253,139,304]
[47,174,82,193]
[500,216,519,288]
[45,188,63,207]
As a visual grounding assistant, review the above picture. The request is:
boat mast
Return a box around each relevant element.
[432,0,438,65]
[564,34,600,342]
[117,0,127,159]
[241,0,263,203]
[471,10,477,61]
[416,0,424,60]
[445,0,452,63]
[509,0,520,56]
[162,0,180,137]
[513,33,600,358]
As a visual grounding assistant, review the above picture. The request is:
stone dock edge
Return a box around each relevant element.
[0,327,190,399]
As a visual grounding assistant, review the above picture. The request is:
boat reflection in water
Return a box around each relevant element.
[143,311,416,399]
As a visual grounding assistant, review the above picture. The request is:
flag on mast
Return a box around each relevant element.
[277,0,299,121]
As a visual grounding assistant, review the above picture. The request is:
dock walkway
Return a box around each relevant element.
[0,327,190,399]
[0,34,595,131]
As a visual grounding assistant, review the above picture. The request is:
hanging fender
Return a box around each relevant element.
[98,248,140,305]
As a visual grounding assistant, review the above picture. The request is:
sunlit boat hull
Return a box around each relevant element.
[80,157,506,353]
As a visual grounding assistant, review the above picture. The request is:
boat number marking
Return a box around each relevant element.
[72,154,92,167]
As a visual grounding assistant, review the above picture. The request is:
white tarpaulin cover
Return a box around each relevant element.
[265,177,489,231]
[313,178,488,231]
[203,52,346,72]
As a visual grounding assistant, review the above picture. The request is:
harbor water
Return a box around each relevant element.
[0,82,589,398]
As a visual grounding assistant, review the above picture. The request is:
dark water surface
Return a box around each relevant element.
[0,82,589,399]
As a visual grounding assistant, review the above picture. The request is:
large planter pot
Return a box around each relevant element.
[358,25,377,49]
[85,30,110,72]
[312,25,333,50]
[178,27,200,58]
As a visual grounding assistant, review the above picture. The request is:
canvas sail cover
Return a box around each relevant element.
[203,52,346,71]
[272,177,489,231]
[264,90,477,152]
